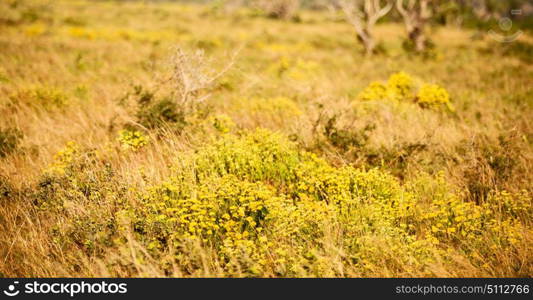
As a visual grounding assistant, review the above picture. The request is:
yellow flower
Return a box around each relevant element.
[358,81,388,101]
[387,72,414,101]
[117,129,149,151]
[416,83,452,111]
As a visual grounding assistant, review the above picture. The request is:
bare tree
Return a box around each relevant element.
[170,47,240,109]
[255,0,300,20]
[471,0,490,21]
[340,0,393,56]
[220,0,246,15]
[396,0,432,52]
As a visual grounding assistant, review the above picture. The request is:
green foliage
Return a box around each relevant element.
[2,0,532,278]
[323,115,375,152]
[189,129,304,184]
[34,129,532,276]
[129,87,187,133]
[35,142,126,255]
[117,129,149,151]
[138,99,184,130]
[129,129,423,274]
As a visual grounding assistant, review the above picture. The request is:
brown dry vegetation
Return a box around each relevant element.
[0,0,531,277]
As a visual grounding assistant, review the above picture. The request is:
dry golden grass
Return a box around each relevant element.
[0,0,531,277]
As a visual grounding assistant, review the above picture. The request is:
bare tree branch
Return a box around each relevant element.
[340,0,392,56]
[396,0,433,52]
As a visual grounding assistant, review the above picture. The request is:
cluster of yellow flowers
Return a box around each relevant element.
[488,190,532,218]
[424,194,488,241]
[358,72,413,102]
[187,129,303,183]
[36,141,120,251]
[387,71,415,101]
[121,130,531,274]
[138,174,289,273]
[417,84,453,111]
[117,129,149,151]
[357,81,388,102]
[45,141,80,176]
[40,131,531,276]
[130,130,432,274]
[423,194,525,249]
[416,173,528,251]
[357,72,452,111]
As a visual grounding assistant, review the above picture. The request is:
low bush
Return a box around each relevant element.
[357,72,453,111]
[34,130,531,276]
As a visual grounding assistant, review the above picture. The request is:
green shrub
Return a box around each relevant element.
[35,142,126,255]
[137,98,186,131]
[128,129,421,275]
[323,115,375,152]
[36,130,531,277]
[117,129,149,151]
[126,86,187,133]
[357,72,453,111]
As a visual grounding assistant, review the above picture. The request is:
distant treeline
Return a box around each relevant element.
[98,0,532,19]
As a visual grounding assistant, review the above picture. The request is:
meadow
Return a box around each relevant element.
[0,0,532,277]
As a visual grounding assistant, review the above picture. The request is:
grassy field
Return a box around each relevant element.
[0,0,532,277]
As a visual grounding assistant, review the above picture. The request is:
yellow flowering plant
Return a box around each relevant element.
[357,72,453,111]
[37,130,531,276]
[416,84,454,111]
[117,129,149,151]
[387,71,415,101]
